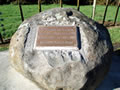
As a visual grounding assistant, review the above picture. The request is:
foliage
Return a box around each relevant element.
[0,0,119,5]
[97,0,118,5]
[0,0,59,5]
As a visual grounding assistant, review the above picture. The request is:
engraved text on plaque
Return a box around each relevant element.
[35,26,79,50]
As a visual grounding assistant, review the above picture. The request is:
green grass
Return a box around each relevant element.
[109,27,120,44]
[0,4,120,39]
[0,47,8,51]
[0,4,120,51]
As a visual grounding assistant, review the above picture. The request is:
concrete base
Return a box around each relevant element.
[0,51,40,90]
[0,51,120,90]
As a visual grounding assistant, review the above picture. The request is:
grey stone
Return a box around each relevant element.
[1,51,120,90]
[9,8,113,90]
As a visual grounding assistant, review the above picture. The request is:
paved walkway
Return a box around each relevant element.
[0,51,120,90]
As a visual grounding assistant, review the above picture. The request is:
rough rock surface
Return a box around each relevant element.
[1,51,120,90]
[9,8,113,90]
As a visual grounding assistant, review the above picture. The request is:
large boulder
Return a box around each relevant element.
[9,8,113,90]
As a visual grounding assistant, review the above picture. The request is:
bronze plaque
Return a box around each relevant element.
[35,26,79,50]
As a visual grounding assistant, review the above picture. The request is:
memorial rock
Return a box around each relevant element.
[9,8,113,90]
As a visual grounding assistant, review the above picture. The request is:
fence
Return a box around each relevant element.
[0,0,120,44]
[19,0,120,25]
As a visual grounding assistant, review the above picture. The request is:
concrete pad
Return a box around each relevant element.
[0,51,40,90]
[0,51,120,90]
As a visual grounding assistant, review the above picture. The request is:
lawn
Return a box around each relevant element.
[0,4,120,50]
[109,27,120,44]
